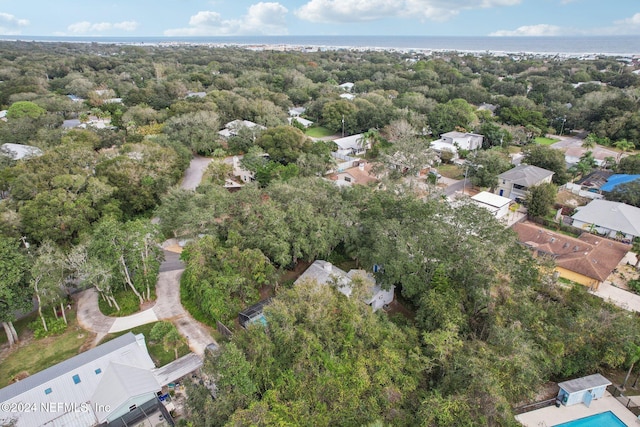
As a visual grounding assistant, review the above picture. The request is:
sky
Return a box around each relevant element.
[0,0,639,38]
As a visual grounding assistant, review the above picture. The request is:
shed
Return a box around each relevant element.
[471,191,512,219]
[557,373,611,407]
[238,298,271,328]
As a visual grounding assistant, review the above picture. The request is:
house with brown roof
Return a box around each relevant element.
[512,222,630,290]
[329,162,378,187]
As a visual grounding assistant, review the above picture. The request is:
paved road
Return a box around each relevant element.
[180,155,213,190]
[160,250,184,273]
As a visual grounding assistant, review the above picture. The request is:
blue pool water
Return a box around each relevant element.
[553,411,627,427]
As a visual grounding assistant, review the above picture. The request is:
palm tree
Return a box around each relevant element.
[615,139,635,161]
[621,342,640,389]
[582,134,596,150]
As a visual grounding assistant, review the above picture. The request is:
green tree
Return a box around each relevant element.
[605,178,640,207]
[467,149,513,190]
[256,125,312,165]
[617,154,640,174]
[526,182,557,218]
[164,110,222,155]
[6,101,46,119]
[0,237,30,347]
[622,343,640,389]
[522,144,570,185]
[428,98,477,136]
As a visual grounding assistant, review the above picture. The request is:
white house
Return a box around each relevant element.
[288,116,314,128]
[338,82,355,92]
[0,333,183,427]
[218,119,266,139]
[333,133,368,156]
[295,260,394,311]
[471,191,512,219]
[1,143,43,160]
[430,131,483,159]
[495,164,554,200]
[288,107,306,117]
[571,199,640,241]
[232,154,268,184]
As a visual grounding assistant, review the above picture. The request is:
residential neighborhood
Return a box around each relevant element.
[2,36,640,427]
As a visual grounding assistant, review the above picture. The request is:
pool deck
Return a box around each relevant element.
[516,391,639,426]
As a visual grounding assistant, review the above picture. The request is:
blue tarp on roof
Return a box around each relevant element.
[601,174,640,192]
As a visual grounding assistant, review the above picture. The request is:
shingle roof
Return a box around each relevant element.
[512,222,629,282]
[0,333,138,402]
[572,200,640,237]
[498,164,554,187]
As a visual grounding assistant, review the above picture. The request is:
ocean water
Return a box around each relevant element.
[4,35,640,56]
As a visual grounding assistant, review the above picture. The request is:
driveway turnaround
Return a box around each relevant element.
[75,265,216,355]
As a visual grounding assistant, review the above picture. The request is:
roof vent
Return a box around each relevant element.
[563,242,570,248]
[573,246,579,252]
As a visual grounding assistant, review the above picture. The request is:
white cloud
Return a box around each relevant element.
[165,2,288,36]
[609,13,640,35]
[489,24,566,36]
[67,20,139,34]
[296,0,521,23]
[0,12,29,34]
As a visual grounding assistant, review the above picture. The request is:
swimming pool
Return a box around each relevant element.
[553,411,627,427]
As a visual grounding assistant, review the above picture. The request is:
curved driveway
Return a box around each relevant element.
[76,155,217,355]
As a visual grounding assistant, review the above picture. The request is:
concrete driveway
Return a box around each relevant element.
[76,155,217,355]
[180,155,212,190]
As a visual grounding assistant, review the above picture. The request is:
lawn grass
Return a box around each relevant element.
[0,311,90,388]
[534,136,559,145]
[438,164,464,179]
[99,322,190,367]
[305,126,335,138]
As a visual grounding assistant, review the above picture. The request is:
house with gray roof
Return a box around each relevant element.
[1,143,43,160]
[218,119,266,139]
[495,164,554,200]
[295,260,394,311]
[333,134,368,156]
[0,332,192,427]
[571,199,640,241]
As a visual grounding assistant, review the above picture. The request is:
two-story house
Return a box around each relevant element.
[495,164,554,201]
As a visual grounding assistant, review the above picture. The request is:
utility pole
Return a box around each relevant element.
[342,114,345,137]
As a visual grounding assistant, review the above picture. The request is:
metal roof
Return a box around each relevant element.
[0,332,138,402]
[558,373,611,394]
[91,362,160,423]
[152,353,203,387]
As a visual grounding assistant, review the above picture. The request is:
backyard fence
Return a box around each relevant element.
[561,183,604,200]
[607,385,640,416]
[217,321,233,338]
[513,398,557,415]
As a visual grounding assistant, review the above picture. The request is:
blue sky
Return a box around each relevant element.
[0,0,639,37]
